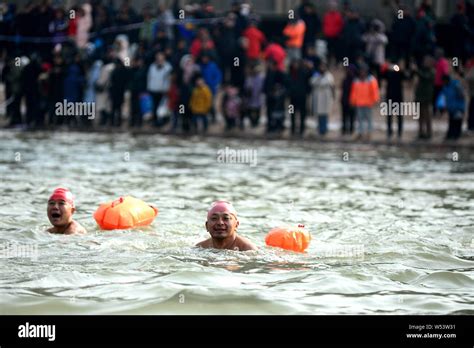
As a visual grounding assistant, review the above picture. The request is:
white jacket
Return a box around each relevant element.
[310,71,335,116]
[147,62,172,93]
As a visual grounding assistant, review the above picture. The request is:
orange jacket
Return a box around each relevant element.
[349,76,380,107]
[283,20,306,48]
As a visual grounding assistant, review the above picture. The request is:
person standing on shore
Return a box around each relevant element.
[289,59,312,136]
[243,63,265,128]
[341,64,357,135]
[466,58,474,134]
[147,51,172,127]
[349,63,380,141]
[433,48,450,116]
[310,61,335,137]
[264,59,289,134]
[439,74,466,141]
[189,77,212,133]
[414,55,435,140]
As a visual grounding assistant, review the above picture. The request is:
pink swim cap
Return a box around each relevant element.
[49,187,75,208]
[207,201,237,219]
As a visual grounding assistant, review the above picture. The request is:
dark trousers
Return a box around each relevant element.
[192,113,208,133]
[341,103,355,135]
[225,117,238,131]
[9,95,22,126]
[25,94,39,127]
[468,96,474,131]
[111,97,124,127]
[182,110,191,132]
[318,114,328,135]
[387,114,403,138]
[270,116,285,133]
[129,92,142,128]
[446,111,463,140]
[172,111,180,131]
[266,106,285,133]
[326,37,340,63]
[419,102,432,138]
[150,91,164,126]
[241,107,260,129]
[290,100,307,135]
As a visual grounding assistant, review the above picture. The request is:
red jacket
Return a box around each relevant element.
[264,43,286,71]
[168,82,179,111]
[323,11,344,38]
[243,26,266,59]
[68,17,77,37]
[190,38,215,58]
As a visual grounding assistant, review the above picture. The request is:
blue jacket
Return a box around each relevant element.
[441,79,465,114]
[200,61,222,96]
[63,64,85,102]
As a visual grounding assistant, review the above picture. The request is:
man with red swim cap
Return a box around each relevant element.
[47,188,86,235]
[196,201,257,251]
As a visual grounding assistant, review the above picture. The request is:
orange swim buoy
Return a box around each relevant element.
[265,224,311,252]
[93,196,159,230]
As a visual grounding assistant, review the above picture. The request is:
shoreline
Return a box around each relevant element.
[3,125,474,151]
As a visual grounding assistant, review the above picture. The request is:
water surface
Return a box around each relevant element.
[1,131,473,314]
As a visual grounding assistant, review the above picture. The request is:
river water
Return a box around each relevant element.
[1,130,473,314]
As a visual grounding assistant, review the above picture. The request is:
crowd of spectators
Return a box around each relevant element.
[1,0,473,141]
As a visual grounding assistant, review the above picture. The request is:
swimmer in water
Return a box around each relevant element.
[196,201,257,251]
[47,188,87,235]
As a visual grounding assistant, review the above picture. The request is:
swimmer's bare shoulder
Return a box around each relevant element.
[69,221,87,235]
[196,238,213,248]
[195,236,257,251]
[48,221,87,235]
[235,235,258,251]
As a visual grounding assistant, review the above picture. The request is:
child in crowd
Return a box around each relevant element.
[189,77,212,133]
[243,63,264,128]
[222,84,242,131]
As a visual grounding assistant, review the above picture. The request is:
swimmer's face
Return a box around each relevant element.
[47,199,75,227]
[206,212,239,240]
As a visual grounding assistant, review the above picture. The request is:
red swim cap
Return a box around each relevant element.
[207,201,237,219]
[49,187,75,207]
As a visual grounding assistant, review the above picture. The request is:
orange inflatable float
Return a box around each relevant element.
[93,196,158,230]
[265,224,311,252]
